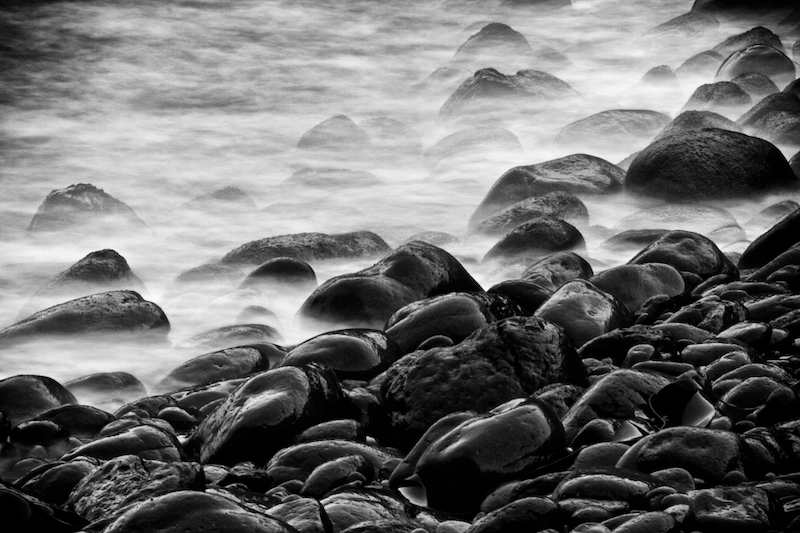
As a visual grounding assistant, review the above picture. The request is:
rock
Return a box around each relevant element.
[299,241,482,329]
[483,217,585,264]
[35,404,115,440]
[0,375,76,427]
[640,65,678,86]
[688,485,770,531]
[192,365,344,465]
[656,110,741,139]
[0,480,83,532]
[717,45,795,86]
[692,0,796,15]
[739,208,800,269]
[591,264,685,314]
[66,455,203,522]
[296,419,364,444]
[219,231,389,266]
[555,110,671,150]
[159,344,284,391]
[16,458,97,506]
[650,11,719,36]
[102,490,294,533]
[615,204,740,239]
[535,280,630,347]
[359,116,420,154]
[267,439,393,484]
[378,316,584,448]
[0,290,169,345]
[266,496,329,533]
[301,454,372,498]
[487,280,553,315]
[452,22,566,73]
[385,293,496,355]
[603,230,668,252]
[178,324,282,351]
[61,423,181,462]
[737,92,800,146]
[28,183,145,232]
[473,191,588,235]
[676,50,723,78]
[440,68,577,117]
[284,167,380,188]
[240,257,317,289]
[730,72,779,98]
[183,186,256,210]
[297,114,370,151]
[682,81,751,112]
[65,372,146,406]
[563,369,669,441]
[666,296,746,333]
[470,154,623,224]
[282,329,397,380]
[406,399,566,513]
[712,26,784,57]
[522,251,594,290]
[626,128,798,199]
[616,427,743,483]
[424,127,522,167]
[464,497,559,532]
[404,231,459,247]
[321,488,414,532]
[610,512,675,533]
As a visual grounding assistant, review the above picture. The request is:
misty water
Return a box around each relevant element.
[0,0,796,396]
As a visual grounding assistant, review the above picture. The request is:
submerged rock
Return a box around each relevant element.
[183,186,256,211]
[717,45,796,86]
[682,81,751,113]
[483,217,585,264]
[297,114,370,151]
[556,109,671,150]
[240,257,317,289]
[28,183,145,232]
[472,191,588,235]
[656,110,741,139]
[629,230,737,282]
[284,167,380,188]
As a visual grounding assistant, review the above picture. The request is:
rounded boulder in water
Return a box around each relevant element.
[483,217,585,264]
[555,109,671,151]
[282,329,397,380]
[240,257,317,289]
[628,230,738,282]
[682,81,751,113]
[534,280,630,347]
[522,251,594,291]
[408,398,566,514]
[472,191,588,236]
[591,263,685,314]
[158,344,283,391]
[297,114,370,152]
[626,128,798,200]
[716,45,795,86]
[378,316,584,449]
[0,375,76,428]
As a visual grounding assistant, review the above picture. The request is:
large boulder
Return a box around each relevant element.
[625,128,798,199]
[470,154,623,224]
[472,191,588,235]
[614,204,742,241]
[192,365,345,465]
[739,208,800,269]
[534,280,630,347]
[378,316,585,449]
[738,92,800,146]
[676,50,724,78]
[219,231,389,266]
[28,183,145,232]
[731,72,779,99]
[440,68,576,117]
[591,263,685,314]
[521,251,594,290]
[0,290,169,345]
[159,344,284,391]
[712,26,784,57]
[0,375,76,427]
[682,81,751,113]
[555,109,671,150]
[716,45,795,86]
[299,241,482,329]
[452,22,566,72]
[656,110,741,139]
[483,217,585,264]
[629,230,738,281]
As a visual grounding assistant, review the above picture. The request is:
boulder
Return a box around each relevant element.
[483,217,585,264]
[629,230,737,281]
[240,257,317,289]
[28,183,145,232]
[282,329,397,380]
[738,92,800,146]
[591,263,685,314]
[440,68,576,117]
[378,316,584,448]
[470,154,623,224]
[159,344,284,391]
[183,186,256,211]
[0,290,169,345]
[65,372,146,406]
[626,128,798,199]
[712,26,784,57]
[676,50,723,78]
[555,110,671,150]
[297,114,370,151]
[0,375,76,427]
[739,207,800,269]
[177,324,281,351]
[219,231,389,266]
[61,423,181,463]
[716,45,795,86]
[521,251,594,291]
[299,241,482,329]
[452,22,566,72]
[656,110,741,139]
[682,81,751,112]
[424,127,522,167]
[472,191,588,235]
[730,72,779,98]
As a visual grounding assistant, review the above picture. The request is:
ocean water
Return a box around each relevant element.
[0,0,796,390]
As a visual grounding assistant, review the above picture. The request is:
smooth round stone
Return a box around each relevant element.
[572,443,630,470]
[611,511,675,533]
[681,343,741,366]
[0,375,76,428]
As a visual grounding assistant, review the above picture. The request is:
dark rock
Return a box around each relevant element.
[626,128,797,199]
[522,251,594,290]
[405,398,566,514]
[470,154,623,224]
[465,496,559,532]
[61,423,182,462]
[615,204,740,242]
[266,439,393,484]
[440,68,576,117]
[693,0,796,15]
[297,114,370,151]
[602,230,668,252]
[160,344,284,391]
[0,375,75,428]
[682,81,751,112]
[630,230,738,282]
[737,92,800,146]
[731,72,779,98]
[591,263,684,314]
[35,404,115,440]
[192,365,344,465]
[282,329,397,380]
[284,167,380,188]
[378,316,584,448]
[616,427,743,484]
[321,488,414,532]
[688,485,771,531]
[65,372,146,406]
[296,419,364,444]
[483,217,585,264]
[219,231,389,266]
[473,191,588,235]
[299,241,482,329]
[556,110,671,150]
[656,110,741,139]
[178,324,282,351]
[0,290,169,345]
[487,280,553,315]
[666,296,746,333]
[66,455,203,522]
[102,490,294,533]
[301,454,372,498]
[266,496,329,533]
[650,11,719,36]
[240,257,317,289]
[17,458,97,506]
[535,280,630,347]
[28,183,145,232]
[452,22,566,73]
[712,26,784,57]
[740,208,800,269]
[0,481,84,532]
[717,45,795,86]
